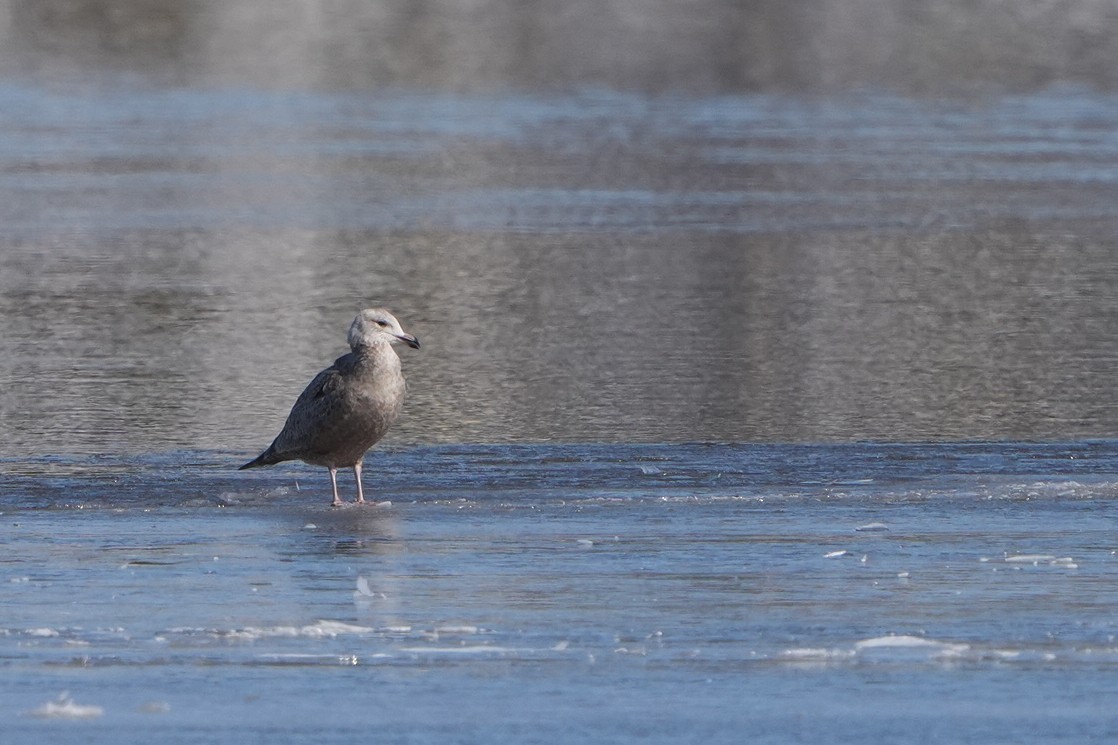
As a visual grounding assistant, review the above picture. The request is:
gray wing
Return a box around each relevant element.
[270,363,349,458]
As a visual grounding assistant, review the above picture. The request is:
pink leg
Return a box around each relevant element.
[329,467,342,507]
[353,460,365,504]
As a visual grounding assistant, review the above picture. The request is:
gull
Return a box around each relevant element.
[240,308,420,506]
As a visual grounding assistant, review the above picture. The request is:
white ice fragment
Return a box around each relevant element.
[782,648,831,659]
[552,640,570,651]
[897,571,910,578]
[824,550,849,559]
[576,539,595,548]
[436,625,480,634]
[28,692,103,719]
[639,466,662,475]
[855,522,889,532]
[225,620,375,641]
[1005,554,1057,564]
[303,523,318,530]
[855,635,938,649]
[303,620,374,637]
[854,635,969,656]
[25,628,59,637]
[375,501,392,508]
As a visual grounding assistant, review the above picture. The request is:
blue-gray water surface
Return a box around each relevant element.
[5,3,1118,742]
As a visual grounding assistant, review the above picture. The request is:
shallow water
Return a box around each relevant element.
[4,442,1118,743]
[3,86,1118,452]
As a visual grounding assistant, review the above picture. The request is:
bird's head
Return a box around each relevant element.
[347,308,421,350]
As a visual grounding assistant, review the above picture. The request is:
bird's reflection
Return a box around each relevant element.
[280,503,405,558]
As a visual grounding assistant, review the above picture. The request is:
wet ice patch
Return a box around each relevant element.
[299,620,375,637]
[984,554,1079,568]
[434,625,481,634]
[853,636,970,662]
[139,701,171,714]
[172,619,378,642]
[256,653,365,665]
[397,645,526,656]
[781,647,857,661]
[782,635,969,664]
[27,692,103,719]
[854,635,969,656]
[1005,554,1057,563]
[24,627,60,638]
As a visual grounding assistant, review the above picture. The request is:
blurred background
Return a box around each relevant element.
[1,0,1118,454]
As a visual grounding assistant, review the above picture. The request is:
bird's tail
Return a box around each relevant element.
[238,444,283,470]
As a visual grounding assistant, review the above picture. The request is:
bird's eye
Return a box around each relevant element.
[376,320,389,327]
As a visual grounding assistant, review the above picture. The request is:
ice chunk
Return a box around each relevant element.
[781,647,856,661]
[856,635,939,649]
[302,620,374,637]
[998,554,1077,568]
[1005,554,1057,564]
[221,620,375,641]
[28,693,103,719]
[24,628,59,637]
[854,635,969,656]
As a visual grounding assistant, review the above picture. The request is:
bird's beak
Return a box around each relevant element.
[399,334,421,349]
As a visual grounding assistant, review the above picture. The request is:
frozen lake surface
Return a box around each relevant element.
[3,442,1118,743]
